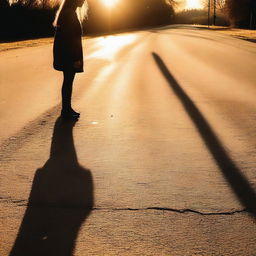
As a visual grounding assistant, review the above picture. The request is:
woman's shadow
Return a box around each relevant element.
[10,117,94,256]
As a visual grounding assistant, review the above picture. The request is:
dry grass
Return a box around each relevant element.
[193,25,256,43]
[0,37,54,52]
[1,26,255,52]
[217,28,256,42]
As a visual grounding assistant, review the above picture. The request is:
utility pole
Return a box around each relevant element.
[250,9,253,29]
[213,0,216,26]
[251,1,256,30]
[208,0,211,27]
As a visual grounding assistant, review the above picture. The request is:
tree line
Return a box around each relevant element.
[225,0,256,28]
[0,0,255,41]
[202,0,256,28]
[0,0,175,40]
[176,0,255,28]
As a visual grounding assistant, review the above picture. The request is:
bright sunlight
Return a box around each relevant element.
[185,0,203,9]
[100,0,119,8]
[88,35,136,60]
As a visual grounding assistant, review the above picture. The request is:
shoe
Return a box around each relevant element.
[70,109,80,116]
[61,109,80,119]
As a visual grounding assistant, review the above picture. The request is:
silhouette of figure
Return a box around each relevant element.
[53,0,88,119]
[10,118,94,256]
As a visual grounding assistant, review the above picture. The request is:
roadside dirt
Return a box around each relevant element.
[194,25,256,43]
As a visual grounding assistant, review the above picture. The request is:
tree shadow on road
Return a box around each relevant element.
[152,52,256,217]
[10,117,94,256]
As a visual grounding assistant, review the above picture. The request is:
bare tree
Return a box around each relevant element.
[202,0,225,10]
[9,0,56,8]
[216,0,225,9]
[172,0,185,11]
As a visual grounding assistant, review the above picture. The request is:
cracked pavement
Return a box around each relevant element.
[1,25,256,255]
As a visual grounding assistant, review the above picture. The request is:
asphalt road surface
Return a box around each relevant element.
[1,25,256,256]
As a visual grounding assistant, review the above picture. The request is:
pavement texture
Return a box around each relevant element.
[1,25,256,255]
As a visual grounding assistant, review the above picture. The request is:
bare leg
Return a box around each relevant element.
[62,70,75,112]
[61,71,80,119]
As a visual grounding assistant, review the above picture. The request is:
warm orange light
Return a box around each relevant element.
[100,0,119,8]
[88,34,136,60]
[185,0,203,9]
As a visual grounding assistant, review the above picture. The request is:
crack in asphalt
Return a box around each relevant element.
[0,197,26,203]
[93,207,248,215]
[1,199,248,216]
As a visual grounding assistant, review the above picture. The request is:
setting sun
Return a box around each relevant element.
[185,0,203,9]
[100,0,119,8]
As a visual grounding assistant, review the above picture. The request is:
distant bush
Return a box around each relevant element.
[84,0,175,33]
[175,9,228,26]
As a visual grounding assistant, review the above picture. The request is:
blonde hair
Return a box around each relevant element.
[53,0,88,27]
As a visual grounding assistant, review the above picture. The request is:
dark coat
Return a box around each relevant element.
[53,9,84,72]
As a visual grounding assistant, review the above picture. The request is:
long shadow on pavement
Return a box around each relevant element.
[10,117,94,256]
[152,52,256,217]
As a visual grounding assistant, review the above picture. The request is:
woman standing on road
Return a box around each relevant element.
[53,0,88,119]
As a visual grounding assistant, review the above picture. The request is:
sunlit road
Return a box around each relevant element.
[1,25,256,255]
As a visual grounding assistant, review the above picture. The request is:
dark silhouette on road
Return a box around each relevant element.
[53,0,86,119]
[10,118,94,256]
[152,52,256,217]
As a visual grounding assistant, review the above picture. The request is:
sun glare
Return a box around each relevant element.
[88,35,137,60]
[185,0,203,9]
[100,0,119,8]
